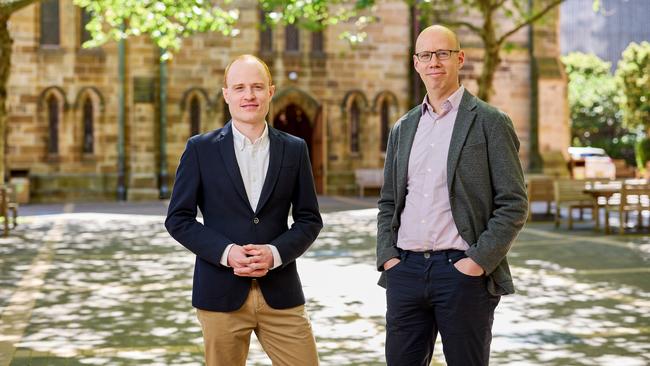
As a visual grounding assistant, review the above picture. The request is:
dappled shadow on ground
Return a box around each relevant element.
[0,211,648,365]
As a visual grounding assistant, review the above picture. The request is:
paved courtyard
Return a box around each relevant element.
[0,199,649,365]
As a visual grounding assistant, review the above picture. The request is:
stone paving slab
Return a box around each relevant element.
[15,196,379,218]
[0,201,648,365]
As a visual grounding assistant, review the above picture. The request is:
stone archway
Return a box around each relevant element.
[271,88,324,193]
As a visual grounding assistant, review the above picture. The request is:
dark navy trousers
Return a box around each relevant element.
[385,249,500,366]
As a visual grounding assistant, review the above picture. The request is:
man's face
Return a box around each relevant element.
[413,29,464,96]
[223,59,275,126]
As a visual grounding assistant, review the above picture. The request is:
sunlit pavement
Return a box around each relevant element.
[0,199,649,366]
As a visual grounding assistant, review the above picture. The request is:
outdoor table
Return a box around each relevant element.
[583,181,620,234]
[583,179,649,234]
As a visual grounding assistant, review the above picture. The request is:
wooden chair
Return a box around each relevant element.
[605,182,650,234]
[554,179,594,229]
[613,159,636,178]
[540,151,571,178]
[526,176,554,221]
[0,185,18,236]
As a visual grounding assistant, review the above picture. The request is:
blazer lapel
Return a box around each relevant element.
[255,127,285,214]
[217,122,253,212]
[447,90,478,191]
[395,108,422,203]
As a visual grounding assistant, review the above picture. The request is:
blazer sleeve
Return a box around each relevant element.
[271,140,323,267]
[164,139,233,266]
[376,124,400,271]
[465,112,529,274]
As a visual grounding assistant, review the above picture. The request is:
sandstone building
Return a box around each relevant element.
[6,0,568,202]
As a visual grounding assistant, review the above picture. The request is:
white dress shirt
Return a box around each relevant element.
[219,122,282,269]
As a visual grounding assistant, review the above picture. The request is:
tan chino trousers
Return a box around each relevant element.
[196,280,319,366]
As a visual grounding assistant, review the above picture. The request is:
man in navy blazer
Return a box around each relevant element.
[165,55,322,366]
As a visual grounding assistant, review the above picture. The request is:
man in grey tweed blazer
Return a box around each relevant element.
[376,25,528,366]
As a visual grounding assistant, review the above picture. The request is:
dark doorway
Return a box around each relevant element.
[273,104,313,156]
[273,104,324,193]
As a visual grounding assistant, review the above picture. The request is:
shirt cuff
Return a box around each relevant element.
[220,243,235,267]
[267,244,282,270]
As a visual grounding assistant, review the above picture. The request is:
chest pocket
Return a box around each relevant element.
[461,141,486,156]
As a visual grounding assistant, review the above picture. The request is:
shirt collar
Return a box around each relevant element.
[232,122,269,151]
[421,85,465,117]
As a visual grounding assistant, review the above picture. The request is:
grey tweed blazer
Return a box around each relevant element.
[376,90,528,296]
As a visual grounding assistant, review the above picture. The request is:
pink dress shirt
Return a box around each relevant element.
[396,86,470,252]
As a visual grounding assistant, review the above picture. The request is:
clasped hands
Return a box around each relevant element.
[228,244,274,277]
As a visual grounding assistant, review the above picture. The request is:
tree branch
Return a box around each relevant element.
[493,0,507,10]
[442,20,483,36]
[497,0,565,45]
[0,0,39,14]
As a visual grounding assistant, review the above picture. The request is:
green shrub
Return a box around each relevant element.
[635,137,650,171]
[562,52,639,165]
[616,42,650,134]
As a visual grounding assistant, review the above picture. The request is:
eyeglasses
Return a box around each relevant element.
[414,49,460,62]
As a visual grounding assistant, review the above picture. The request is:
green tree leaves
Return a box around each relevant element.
[616,42,650,134]
[73,0,378,58]
[73,0,239,59]
[562,52,639,165]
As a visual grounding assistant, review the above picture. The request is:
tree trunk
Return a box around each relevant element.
[0,14,11,181]
[477,44,500,102]
[476,1,499,102]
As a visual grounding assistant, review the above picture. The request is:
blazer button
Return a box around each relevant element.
[253,217,260,224]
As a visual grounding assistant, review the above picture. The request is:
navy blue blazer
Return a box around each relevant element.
[165,122,323,312]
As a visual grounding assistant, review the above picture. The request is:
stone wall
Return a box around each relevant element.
[6,0,568,201]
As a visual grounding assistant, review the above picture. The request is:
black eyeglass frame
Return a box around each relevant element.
[414,49,460,62]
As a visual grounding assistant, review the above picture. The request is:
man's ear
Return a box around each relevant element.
[457,50,465,69]
[222,87,229,104]
[269,84,276,98]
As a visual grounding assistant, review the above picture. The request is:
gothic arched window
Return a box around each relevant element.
[311,31,323,54]
[285,24,299,52]
[40,0,60,46]
[82,98,94,154]
[80,8,93,46]
[190,96,201,136]
[47,95,59,154]
[350,100,360,153]
[380,99,390,152]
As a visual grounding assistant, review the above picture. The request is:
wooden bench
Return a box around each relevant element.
[1,185,19,236]
[354,169,384,197]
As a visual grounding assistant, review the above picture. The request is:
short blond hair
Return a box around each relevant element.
[223,54,273,88]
